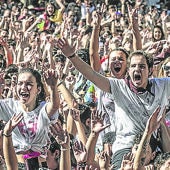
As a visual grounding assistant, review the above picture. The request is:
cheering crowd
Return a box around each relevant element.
[0,0,170,169]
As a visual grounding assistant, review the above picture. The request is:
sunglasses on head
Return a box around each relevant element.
[163,65,170,71]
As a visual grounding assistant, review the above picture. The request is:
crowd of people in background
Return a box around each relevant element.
[0,0,170,169]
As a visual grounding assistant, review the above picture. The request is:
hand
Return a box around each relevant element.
[55,63,64,80]
[120,0,125,4]
[135,0,142,7]
[71,108,81,122]
[161,11,168,22]
[3,112,23,135]
[0,72,5,84]
[43,69,58,88]
[50,122,70,148]
[144,165,154,170]
[162,41,170,53]
[92,11,102,28]
[98,151,110,170]
[11,74,17,88]
[147,41,163,54]
[120,152,134,170]
[145,107,162,135]
[129,7,138,24]
[73,140,88,163]
[57,38,75,57]
[0,37,8,47]
[24,50,36,62]
[161,106,168,126]
[91,110,110,134]
[84,165,97,170]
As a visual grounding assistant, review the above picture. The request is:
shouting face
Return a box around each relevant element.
[109,50,127,79]
[128,54,149,89]
[17,72,41,107]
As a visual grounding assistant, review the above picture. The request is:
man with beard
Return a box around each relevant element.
[57,37,170,169]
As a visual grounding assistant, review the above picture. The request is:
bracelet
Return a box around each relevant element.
[61,73,67,80]
[3,133,12,137]
[93,27,100,30]
[91,130,96,137]
[57,80,63,87]
[68,53,75,59]
[60,146,71,151]
[77,162,87,168]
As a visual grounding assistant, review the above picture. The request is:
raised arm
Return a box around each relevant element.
[128,6,142,51]
[161,11,168,40]
[0,37,13,66]
[3,113,24,170]
[43,69,60,117]
[86,110,110,166]
[89,11,102,72]
[159,111,170,152]
[70,108,87,145]
[73,140,88,170]
[55,0,65,13]
[133,107,162,170]
[50,122,71,170]
[57,38,110,93]
[57,77,77,135]
[120,0,126,16]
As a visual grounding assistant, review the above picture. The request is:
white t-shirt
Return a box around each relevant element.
[108,77,170,154]
[0,98,51,153]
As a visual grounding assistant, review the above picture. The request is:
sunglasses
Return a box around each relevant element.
[0,120,6,130]
[163,65,170,71]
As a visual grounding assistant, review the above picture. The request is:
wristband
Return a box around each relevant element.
[57,80,63,87]
[3,133,12,137]
[68,53,75,59]
[60,146,71,151]
[77,162,87,168]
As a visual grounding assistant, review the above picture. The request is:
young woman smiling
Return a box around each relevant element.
[0,67,60,169]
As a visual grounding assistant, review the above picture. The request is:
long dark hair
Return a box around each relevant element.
[152,25,165,42]
[45,2,56,17]
[18,68,46,103]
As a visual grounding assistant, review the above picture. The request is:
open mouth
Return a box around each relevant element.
[114,67,121,72]
[134,73,141,82]
[114,64,121,73]
[48,11,53,15]
[20,92,29,98]
[166,72,170,77]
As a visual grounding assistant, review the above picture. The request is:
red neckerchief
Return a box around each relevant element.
[124,77,153,95]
